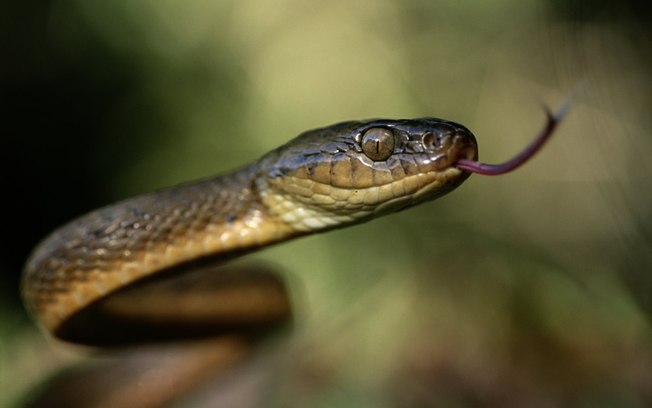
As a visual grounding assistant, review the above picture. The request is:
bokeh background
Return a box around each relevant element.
[2,0,651,406]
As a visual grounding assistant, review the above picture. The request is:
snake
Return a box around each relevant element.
[22,107,565,350]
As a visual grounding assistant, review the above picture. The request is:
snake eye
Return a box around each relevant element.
[361,127,395,161]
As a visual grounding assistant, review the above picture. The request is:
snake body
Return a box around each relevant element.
[22,118,477,345]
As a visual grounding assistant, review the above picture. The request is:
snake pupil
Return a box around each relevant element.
[361,127,395,161]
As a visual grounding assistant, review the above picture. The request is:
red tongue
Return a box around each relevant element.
[455,102,570,175]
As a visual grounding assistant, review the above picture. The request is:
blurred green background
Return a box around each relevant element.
[2,0,651,406]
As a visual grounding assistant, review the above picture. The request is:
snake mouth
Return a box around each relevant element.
[438,129,478,169]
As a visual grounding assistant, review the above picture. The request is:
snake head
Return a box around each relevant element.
[258,118,478,231]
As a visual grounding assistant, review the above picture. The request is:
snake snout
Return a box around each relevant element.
[452,129,478,162]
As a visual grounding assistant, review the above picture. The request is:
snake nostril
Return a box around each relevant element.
[422,131,452,151]
[422,133,437,150]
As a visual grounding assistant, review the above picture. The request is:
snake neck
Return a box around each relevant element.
[22,164,297,332]
[200,164,302,250]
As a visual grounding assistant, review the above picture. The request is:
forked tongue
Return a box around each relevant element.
[455,102,570,175]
